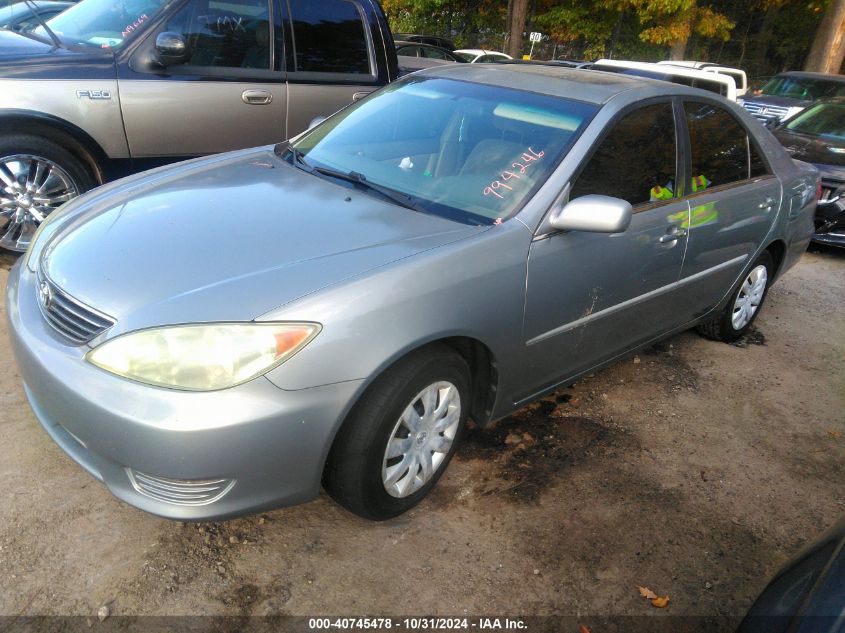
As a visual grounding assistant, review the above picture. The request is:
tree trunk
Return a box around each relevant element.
[506,0,529,58]
[670,37,688,60]
[804,0,845,73]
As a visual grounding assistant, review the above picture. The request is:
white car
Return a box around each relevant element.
[657,61,748,96]
[454,49,512,63]
[592,59,738,101]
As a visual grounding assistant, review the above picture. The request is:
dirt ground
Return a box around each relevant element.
[1,247,843,627]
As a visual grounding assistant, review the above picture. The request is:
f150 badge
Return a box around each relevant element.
[76,90,112,100]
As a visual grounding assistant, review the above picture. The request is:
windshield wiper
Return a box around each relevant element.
[311,166,424,212]
[274,142,423,212]
[21,0,63,49]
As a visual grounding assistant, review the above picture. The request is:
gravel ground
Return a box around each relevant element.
[1,247,843,626]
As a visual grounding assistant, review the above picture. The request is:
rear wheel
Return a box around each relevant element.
[0,135,96,253]
[323,345,470,520]
[697,250,774,343]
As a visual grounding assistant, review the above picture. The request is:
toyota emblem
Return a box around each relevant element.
[38,280,53,310]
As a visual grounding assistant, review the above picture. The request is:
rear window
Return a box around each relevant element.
[289,0,370,74]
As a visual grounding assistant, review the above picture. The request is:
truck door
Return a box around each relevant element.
[118,0,287,158]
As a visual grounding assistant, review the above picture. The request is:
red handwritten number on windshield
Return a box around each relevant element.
[484,147,545,200]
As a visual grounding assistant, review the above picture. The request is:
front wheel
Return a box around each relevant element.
[0,135,96,253]
[697,250,774,343]
[323,345,470,520]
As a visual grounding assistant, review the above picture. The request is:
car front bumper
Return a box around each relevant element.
[5,260,363,520]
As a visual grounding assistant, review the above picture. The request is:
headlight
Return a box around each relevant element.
[86,323,321,391]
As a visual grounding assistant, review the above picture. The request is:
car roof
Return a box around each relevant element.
[455,49,508,55]
[415,63,712,105]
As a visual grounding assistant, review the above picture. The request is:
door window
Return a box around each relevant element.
[165,0,271,69]
[570,102,677,207]
[683,101,770,190]
[288,0,370,74]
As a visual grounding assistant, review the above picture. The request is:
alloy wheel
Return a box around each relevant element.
[0,155,79,252]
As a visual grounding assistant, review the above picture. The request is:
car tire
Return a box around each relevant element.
[323,344,471,520]
[697,250,774,343]
[0,134,96,253]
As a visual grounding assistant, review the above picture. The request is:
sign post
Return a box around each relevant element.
[528,31,542,59]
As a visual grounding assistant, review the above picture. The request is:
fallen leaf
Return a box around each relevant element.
[638,586,657,600]
[580,626,591,633]
[827,429,842,439]
[651,596,670,608]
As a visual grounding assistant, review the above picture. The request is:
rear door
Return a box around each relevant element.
[118,0,287,158]
[673,99,782,317]
[283,0,385,137]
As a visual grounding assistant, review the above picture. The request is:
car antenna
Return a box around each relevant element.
[21,0,64,49]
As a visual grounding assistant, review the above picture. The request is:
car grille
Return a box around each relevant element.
[742,101,789,123]
[36,269,115,345]
[127,470,236,506]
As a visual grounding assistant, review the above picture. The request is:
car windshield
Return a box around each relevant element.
[761,76,845,101]
[291,76,597,225]
[784,102,845,141]
[454,52,475,62]
[32,0,169,48]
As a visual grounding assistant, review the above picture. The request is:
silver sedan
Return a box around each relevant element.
[6,64,817,520]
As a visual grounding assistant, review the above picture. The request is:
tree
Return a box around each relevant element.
[633,0,734,60]
[506,0,529,58]
[804,0,845,72]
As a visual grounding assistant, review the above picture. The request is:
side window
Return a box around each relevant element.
[571,102,677,207]
[422,47,449,60]
[289,0,370,74]
[165,0,271,69]
[684,101,768,189]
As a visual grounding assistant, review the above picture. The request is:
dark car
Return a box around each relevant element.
[773,98,845,246]
[741,71,845,125]
[394,41,465,63]
[393,33,455,51]
[0,0,72,31]
[737,518,845,633]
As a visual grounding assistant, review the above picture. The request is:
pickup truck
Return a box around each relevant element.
[0,0,399,251]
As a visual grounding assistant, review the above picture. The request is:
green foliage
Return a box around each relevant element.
[381,0,821,73]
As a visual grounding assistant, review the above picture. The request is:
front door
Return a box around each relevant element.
[119,0,287,158]
[520,101,690,402]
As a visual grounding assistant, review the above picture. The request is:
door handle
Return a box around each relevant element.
[352,91,372,102]
[242,89,273,105]
[658,225,687,243]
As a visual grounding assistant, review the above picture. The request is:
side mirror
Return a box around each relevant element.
[154,32,189,66]
[549,194,632,233]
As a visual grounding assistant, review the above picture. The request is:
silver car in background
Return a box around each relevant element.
[6,64,817,521]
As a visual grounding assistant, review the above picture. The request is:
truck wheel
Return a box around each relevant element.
[323,345,470,520]
[697,250,774,343]
[0,135,96,253]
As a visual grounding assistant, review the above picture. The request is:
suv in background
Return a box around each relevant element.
[740,71,845,125]
[657,60,748,96]
[0,0,398,252]
[590,59,737,101]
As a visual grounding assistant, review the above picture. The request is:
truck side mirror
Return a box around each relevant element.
[154,32,189,66]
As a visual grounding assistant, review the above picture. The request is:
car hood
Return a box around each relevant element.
[41,147,484,335]
[774,129,845,169]
[0,29,114,77]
